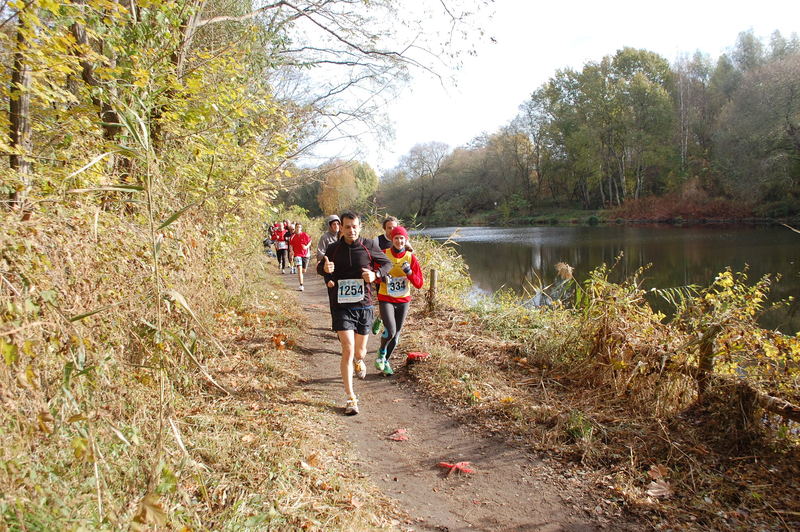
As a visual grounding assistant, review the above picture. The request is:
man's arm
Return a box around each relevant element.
[367,239,392,278]
[316,243,335,282]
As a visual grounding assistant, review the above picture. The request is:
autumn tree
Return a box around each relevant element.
[316,160,360,214]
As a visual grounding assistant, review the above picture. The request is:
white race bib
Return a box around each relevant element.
[386,275,408,297]
[276,241,287,250]
[337,278,365,303]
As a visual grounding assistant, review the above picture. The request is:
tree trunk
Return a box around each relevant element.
[70,8,137,192]
[8,15,33,206]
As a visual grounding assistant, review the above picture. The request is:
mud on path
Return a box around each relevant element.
[286,276,633,532]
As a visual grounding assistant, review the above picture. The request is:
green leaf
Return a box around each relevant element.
[2,339,19,366]
[157,202,196,231]
[69,302,122,322]
[40,290,58,305]
[67,185,144,194]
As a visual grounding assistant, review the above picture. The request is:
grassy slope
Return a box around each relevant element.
[0,208,397,531]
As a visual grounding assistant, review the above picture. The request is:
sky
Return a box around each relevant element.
[315,0,800,172]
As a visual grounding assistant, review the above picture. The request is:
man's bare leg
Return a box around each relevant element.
[354,333,369,368]
[338,330,356,398]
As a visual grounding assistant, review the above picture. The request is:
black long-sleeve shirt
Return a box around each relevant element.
[317,237,391,309]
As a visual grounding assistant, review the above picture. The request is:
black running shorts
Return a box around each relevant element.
[332,307,373,335]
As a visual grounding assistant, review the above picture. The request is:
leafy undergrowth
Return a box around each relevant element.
[0,208,396,531]
[400,305,800,531]
[610,190,755,222]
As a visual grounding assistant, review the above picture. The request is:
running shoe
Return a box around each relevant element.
[374,355,385,372]
[354,359,367,379]
[344,397,359,415]
[371,317,382,335]
[297,285,304,291]
[382,360,394,376]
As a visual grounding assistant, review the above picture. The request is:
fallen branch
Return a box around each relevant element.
[753,390,800,424]
[668,362,800,423]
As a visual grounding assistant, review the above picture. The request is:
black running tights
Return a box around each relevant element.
[379,300,409,358]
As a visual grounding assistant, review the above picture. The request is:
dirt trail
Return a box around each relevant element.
[287,276,618,531]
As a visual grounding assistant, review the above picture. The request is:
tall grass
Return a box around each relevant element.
[0,206,396,530]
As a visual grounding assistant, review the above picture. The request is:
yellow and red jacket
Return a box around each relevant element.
[377,247,424,303]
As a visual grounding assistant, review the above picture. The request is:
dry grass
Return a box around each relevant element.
[0,207,398,530]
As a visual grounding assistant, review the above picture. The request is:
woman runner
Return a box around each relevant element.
[375,226,423,375]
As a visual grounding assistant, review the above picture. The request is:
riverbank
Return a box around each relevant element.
[424,196,800,227]
[396,236,800,530]
[460,209,799,228]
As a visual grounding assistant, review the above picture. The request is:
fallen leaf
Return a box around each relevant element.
[646,479,673,498]
[348,495,363,509]
[437,461,475,475]
[388,428,409,441]
[37,411,54,434]
[648,464,670,480]
[132,493,167,528]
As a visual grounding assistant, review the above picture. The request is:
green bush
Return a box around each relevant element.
[755,199,800,219]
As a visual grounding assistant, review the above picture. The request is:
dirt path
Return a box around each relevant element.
[287,276,619,531]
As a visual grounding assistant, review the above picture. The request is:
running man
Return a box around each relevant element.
[376,216,398,250]
[376,215,413,252]
[318,212,391,415]
[271,222,289,273]
[289,223,312,291]
[284,222,296,274]
[316,214,341,261]
[375,226,423,375]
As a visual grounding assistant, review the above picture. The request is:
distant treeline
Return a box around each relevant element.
[370,30,800,224]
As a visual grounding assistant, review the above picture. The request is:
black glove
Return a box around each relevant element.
[401,262,412,275]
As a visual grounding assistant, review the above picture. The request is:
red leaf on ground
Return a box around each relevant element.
[437,461,474,475]
[388,428,408,441]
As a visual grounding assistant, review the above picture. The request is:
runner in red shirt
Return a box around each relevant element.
[289,223,312,291]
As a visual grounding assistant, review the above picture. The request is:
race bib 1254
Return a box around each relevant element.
[337,278,365,303]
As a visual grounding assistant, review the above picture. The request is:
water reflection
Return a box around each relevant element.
[418,226,800,334]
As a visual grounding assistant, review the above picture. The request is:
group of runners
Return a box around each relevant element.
[265,220,312,291]
[271,212,422,415]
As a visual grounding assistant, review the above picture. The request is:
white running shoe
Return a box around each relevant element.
[354,359,367,379]
[344,397,359,415]
[297,285,304,291]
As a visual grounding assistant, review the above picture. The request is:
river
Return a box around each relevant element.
[417,225,800,334]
